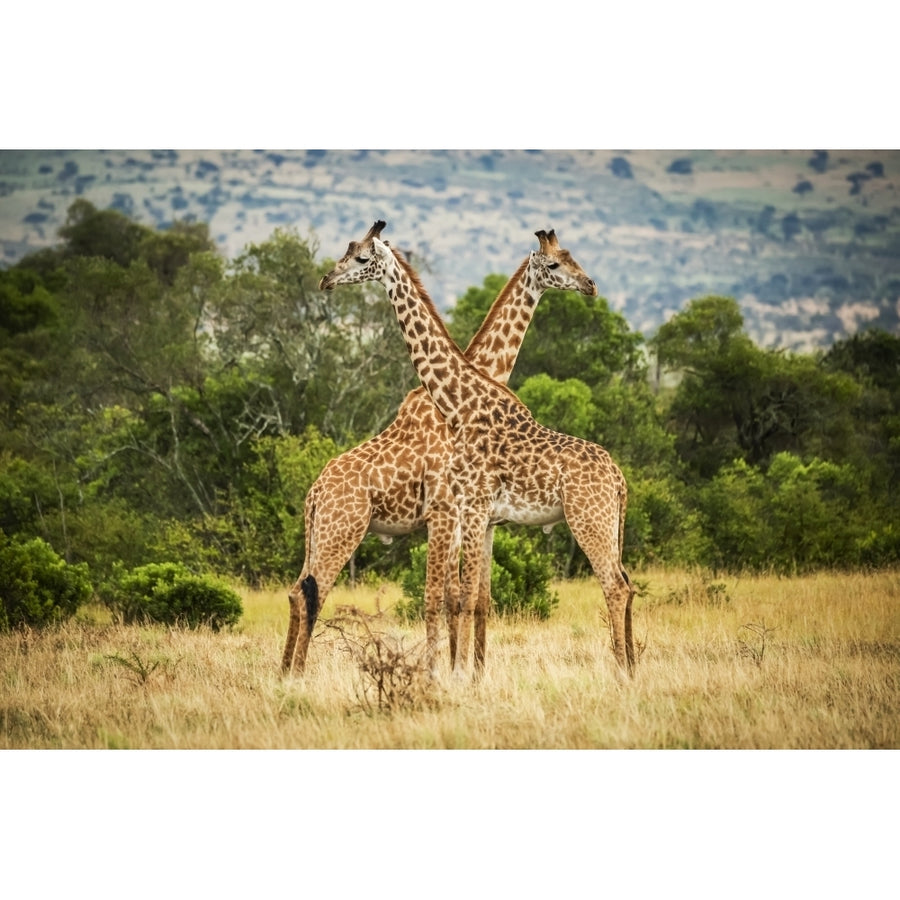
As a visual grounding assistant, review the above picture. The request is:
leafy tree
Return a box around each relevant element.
[0,269,63,433]
[57,254,209,406]
[517,374,596,438]
[808,150,829,173]
[154,427,343,585]
[623,470,705,567]
[652,296,860,477]
[209,228,418,445]
[697,453,872,573]
[667,158,693,175]
[57,198,149,267]
[824,329,900,395]
[138,220,215,285]
[782,212,802,242]
[590,378,679,475]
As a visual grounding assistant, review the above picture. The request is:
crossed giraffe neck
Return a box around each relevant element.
[318,221,595,425]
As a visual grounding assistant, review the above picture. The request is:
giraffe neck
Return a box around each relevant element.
[383,248,489,426]
[462,257,539,385]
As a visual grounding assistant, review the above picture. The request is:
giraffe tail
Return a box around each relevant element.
[302,574,319,632]
[301,484,320,630]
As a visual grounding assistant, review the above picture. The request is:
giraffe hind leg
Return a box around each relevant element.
[622,567,635,671]
[282,586,304,673]
[283,572,325,675]
[568,521,635,676]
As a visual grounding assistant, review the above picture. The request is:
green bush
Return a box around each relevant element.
[103,562,243,630]
[396,529,559,623]
[0,530,92,631]
[698,453,871,572]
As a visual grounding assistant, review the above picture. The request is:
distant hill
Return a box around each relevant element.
[2,148,898,350]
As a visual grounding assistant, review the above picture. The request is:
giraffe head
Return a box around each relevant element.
[529,229,598,296]
[319,220,394,290]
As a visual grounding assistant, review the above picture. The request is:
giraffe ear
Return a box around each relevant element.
[372,236,392,258]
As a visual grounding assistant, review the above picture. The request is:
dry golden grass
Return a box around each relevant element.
[2,569,898,749]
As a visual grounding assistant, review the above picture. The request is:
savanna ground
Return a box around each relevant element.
[3,568,898,750]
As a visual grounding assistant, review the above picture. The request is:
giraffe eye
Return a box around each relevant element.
[355,256,369,264]
[547,262,560,270]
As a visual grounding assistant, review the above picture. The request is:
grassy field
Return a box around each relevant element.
[2,568,898,749]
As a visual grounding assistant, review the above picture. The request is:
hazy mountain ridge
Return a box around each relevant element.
[1,148,898,350]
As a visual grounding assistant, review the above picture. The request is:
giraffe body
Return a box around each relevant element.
[282,228,596,673]
[315,221,635,678]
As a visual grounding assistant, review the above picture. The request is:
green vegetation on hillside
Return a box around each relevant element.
[1,201,898,624]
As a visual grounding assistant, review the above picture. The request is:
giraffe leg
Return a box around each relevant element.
[453,567,476,677]
[453,511,490,678]
[473,524,495,673]
[284,575,316,673]
[423,510,457,676]
[443,522,462,669]
[282,572,307,673]
[597,564,633,676]
[567,516,635,677]
[617,482,635,671]
[282,493,371,674]
[284,568,342,674]
[623,567,635,671]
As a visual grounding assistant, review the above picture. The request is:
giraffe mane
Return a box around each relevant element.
[388,244,457,346]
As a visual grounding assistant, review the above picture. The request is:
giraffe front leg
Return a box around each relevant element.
[453,574,476,678]
[423,534,451,677]
[422,507,459,676]
[473,524,495,674]
[442,517,462,669]
[453,514,489,679]
[444,562,461,669]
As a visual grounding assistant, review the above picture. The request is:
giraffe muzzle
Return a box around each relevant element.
[318,273,336,291]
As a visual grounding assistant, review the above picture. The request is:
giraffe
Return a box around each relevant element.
[281,228,598,674]
[318,221,636,678]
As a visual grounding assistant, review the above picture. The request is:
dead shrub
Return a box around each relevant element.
[325,605,436,714]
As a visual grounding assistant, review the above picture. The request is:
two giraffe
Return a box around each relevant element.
[310,221,635,677]
[282,228,598,673]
